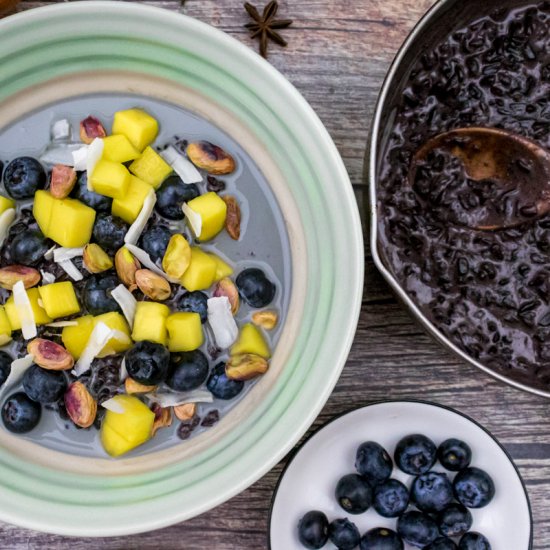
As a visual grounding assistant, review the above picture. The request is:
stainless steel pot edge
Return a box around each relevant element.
[367,0,550,399]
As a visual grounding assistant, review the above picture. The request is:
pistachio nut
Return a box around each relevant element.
[151,403,173,437]
[174,403,197,422]
[186,141,236,175]
[225,353,269,381]
[27,338,74,371]
[64,381,97,428]
[50,164,77,199]
[125,377,157,394]
[222,195,241,240]
[83,243,113,274]
[115,247,141,289]
[0,265,41,290]
[79,115,107,144]
[162,234,191,279]
[213,278,240,315]
[135,269,171,301]
[252,310,279,330]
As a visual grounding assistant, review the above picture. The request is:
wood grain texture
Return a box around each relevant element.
[2,0,548,548]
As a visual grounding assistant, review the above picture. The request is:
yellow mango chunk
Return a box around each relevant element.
[112,109,159,152]
[180,247,217,292]
[129,146,172,189]
[0,196,15,215]
[102,134,141,163]
[61,315,94,359]
[33,190,96,248]
[187,192,227,241]
[38,282,80,319]
[166,312,203,352]
[0,306,12,346]
[93,312,132,356]
[208,253,234,282]
[131,302,170,345]
[231,323,271,359]
[5,288,52,330]
[90,160,131,199]
[111,176,153,224]
[100,394,155,457]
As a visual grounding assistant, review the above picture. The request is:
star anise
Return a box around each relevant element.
[244,1,293,58]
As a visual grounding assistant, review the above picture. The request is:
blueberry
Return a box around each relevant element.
[425,537,458,550]
[155,176,200,220]
[394,433,437,475]
[297,510,329,549]
[3,157,46,199]
[236,268,276,308]
[10,230,49,266]
[360,527,403,550]
[335,473,372,514]
[72,172,112,212]
[0,351,12,387]
[92,214,129,253]
[373,478,409,518]
[437,503,472,537]
[411,471,454,513]
[453,467,495,508]
[125,341,170,385]
[396,510,439,548]
[1,392,41,433]
[22,364,67,404]
[139,225,172,262]
[458,532,491,550]
[437,438,472,471]
[167,350,209,391]
[176,291,208,323]
[206,362,244,400]
[328,518,360,550]
[355,441,393,484]
[82,274,120,315]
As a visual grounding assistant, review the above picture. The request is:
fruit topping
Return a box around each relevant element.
[438,438,472,471]
[206,362,244,400]
[131,302,170,346]
[355,441,393,484]
[298,510,329,550]
[10,230,49,266]
[125,340,170,386]
[411,471,454,513]
[155,176,200,220]
[328,518,360,550]
[166,350,209,392]
[453,467,495,508]
[82,274,120,315]
[335,473,372,514]
[396,510,439,548]
[394,433,437,475]
[3,157,46,199]
[373,478,410,518]
[236,267,276,308]
[165,312,203,352]
[1,392,41,433]
[360,528,404,550]
[129,146,172,189]
[22,364,67,404]
[38,281,80,319]
[139,225,172,263]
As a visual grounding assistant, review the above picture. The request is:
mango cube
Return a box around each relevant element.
[112,109,159,152]
[180,247,217,292]
[129,146,172,189]
[93,312,132,356]
[100,394,155,457]
[231,323,271,359]
[111,176,153,224]
[166,312,203,352]
[33,190,96,248]
[38,282,80,319]
[209,253,234,282]
[187,192,227,241]
[131,302,170,345]
[0,306,12,346]
[5,288,52,330]
[62,316,94,359]
[102,134,141,163]
[90,160,131,199]
[0,196,15,215]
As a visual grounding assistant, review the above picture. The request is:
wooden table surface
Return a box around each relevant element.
[2,0,549,548]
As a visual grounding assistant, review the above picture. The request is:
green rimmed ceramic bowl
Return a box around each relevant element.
[0,1,363,536]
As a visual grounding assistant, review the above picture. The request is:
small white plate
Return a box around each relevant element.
[269,400,532,550]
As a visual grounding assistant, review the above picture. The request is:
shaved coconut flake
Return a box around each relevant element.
[120,357,128,382]
[160,145,202,184]
[44,245,56,261]
[207,297,238,349]
[46,320,78,328]
[53,247,84,262]
[124,244,179,283]
[101,397,125,414]
[111,284,137,327]
[40,270,56,285]
[146,390,213,408]
[74,322,113,376]
[182,203,202,238]
[71,145,89,171]
[13,281,37,340]
[40,143,82,166]
[58,259,83,281]
[0,354,35,397]
[0,208,15,247]
[51,119,71,141]
[124,189,157,246]
[86,138,104,190]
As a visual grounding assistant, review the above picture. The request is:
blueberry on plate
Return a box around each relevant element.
[10,230,49,266]
[373,478,409,518]
[125,341,170,385]
[425,537,458,550]
[92,214,129,253]
[4,156,46,199]
[335,473,372,514]
[139,225,172,262]
[22,364,67,404]
[328,518,360,550]
[236,268,276,308]
[410,471,454,513]
[0,351,12,387]
[437,438,472,471]
[82,274,120,315]
[166,350,209,391]
[394,433,437,475]
[355,441,393,484]
[453,467,495,508]
[176,291,208,323]
[155,176,200,220]
[437,503,472,537]
[297,510,329,549]
[72,172,112,212]
[1,392,41,433]
[458,532,491,550]
[207,362,244,400]
[396,510,439,548]
[360,527,403,550]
